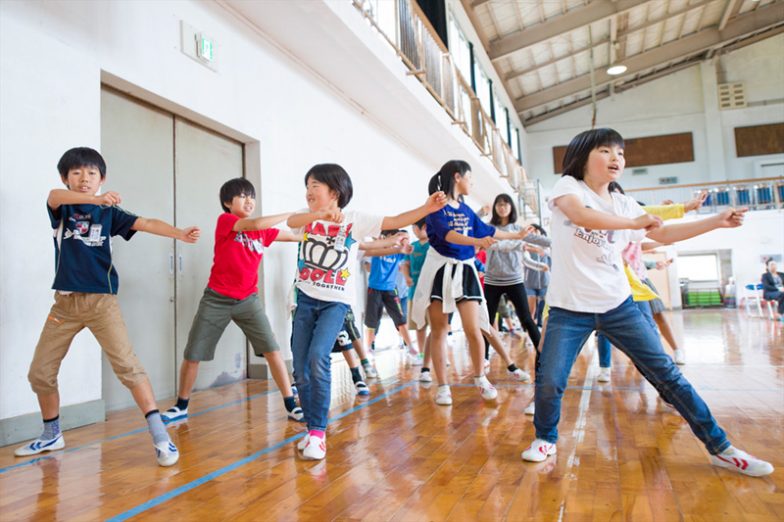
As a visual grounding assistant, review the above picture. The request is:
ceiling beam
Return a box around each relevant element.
[522,59,704,126]
[503,0,714,81]
[514,4,784,113]
[489,0,649,61]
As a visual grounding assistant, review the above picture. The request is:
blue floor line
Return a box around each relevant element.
[0,388,280,475]
[105,380,415,522]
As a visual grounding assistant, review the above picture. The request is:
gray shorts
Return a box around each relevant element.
[643,278,666,314]
[184,288,279,361]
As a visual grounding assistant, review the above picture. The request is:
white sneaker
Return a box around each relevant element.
[475,375,498,401]
[297,433,310,451]
[302,434,327,460]
[355,380,370,396]
[408,353,423,366]
[154,439,179,467]
[524,401,535,415]
[710,446,774,477]
[521,439,557,462]
[419,370,433,383]
[363,364,378,379]
[673,349,686,365]
[287,406,305,422]
[597,367,611,383]
[161,405,188,423]
[510,368,531,383]
[435,385,452,405]
[14,433,65,456]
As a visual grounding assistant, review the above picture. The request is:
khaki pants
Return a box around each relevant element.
[28,292,147,394]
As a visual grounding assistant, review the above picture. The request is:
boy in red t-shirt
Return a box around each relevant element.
[162,178,331,423]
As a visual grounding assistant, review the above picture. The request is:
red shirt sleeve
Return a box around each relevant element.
[216,213,240,239]
[261,227,280,247]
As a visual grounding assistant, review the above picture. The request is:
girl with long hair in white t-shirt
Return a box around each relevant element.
[521,128,773,477]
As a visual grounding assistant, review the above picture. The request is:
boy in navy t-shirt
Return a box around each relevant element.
[15,147,200,467]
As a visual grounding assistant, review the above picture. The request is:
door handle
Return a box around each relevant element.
[179,254,183,273]
[169,254,174,275]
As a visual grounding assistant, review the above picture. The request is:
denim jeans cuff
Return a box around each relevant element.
[708,439,731,455]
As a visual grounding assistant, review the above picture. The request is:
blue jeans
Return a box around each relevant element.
[597,300,656,368]
[534,297,729,455]
[291,292,349,432]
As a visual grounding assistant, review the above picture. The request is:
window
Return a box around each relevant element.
[494,92,509,145]
[448,16,472,85]
[514,128,522,161]
[473,62,492,115]
[678,254,720,282]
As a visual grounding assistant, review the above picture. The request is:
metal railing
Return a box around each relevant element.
[353,0,531,204]
[625,177,784,213]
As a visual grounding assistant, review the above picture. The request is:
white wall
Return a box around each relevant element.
[524,34,784,194]
[0,0,511,422]
[652,209,784,308]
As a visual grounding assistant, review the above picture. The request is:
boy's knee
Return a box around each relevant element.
[110,357,148,389]
[28,366,58,395]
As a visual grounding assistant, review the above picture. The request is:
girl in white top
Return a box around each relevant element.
[521,128,773,478]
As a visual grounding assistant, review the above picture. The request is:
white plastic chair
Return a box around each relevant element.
[742,283,776,319]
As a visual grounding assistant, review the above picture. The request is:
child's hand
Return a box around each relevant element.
[633,214,662,231]
[425,191,448,212]
[393,231,409,246]
[715,208,747,228]
[319,209,343,223]
[541,265,549,272]
[97,191,122,206]
[180,226,201,243]
[519,226,536,239]
[684,191,708,212]
[405,276,414,287]
[475,236,496,248]
[402,244,413,254]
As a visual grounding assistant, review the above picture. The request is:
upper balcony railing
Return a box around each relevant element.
[353,0,530,201]
[625,177,784,213]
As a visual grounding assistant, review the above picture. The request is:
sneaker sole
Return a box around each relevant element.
[711,457,773,477]
[522,446,556,462]
[161,414,188,424]
[14,438,65,457]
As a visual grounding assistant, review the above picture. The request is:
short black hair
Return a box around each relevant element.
[380,229,405,238]
[219,177,256,212]
[562,128,624,180]
[490,193,518,226]
[530,223,546,236]
[57,147,107,179]
[414,218,426,229]
[428,160,471,201]
[608,181,625,194]
[305,164,353,209]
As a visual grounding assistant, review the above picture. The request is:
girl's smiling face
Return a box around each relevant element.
[494,199,512,220]
[584,144,625,184]
[305,177,338,212]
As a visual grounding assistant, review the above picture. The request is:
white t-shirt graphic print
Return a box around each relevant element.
[292,210,383,306]
[547,176,647,313]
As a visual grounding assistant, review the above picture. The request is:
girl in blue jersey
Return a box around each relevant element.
[410,160,530,406]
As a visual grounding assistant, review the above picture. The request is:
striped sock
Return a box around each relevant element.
[42,416,60,440]
[145,410,169,445]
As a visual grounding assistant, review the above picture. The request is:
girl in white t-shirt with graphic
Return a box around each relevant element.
[287,163,446,460]
[521,128,773,477]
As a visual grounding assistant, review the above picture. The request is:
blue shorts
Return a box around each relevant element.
[526,287,547,298]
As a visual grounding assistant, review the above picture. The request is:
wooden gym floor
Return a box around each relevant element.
[1,309,782,521]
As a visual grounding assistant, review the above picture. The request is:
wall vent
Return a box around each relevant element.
[718,83,746,110]
[659,176,678,185]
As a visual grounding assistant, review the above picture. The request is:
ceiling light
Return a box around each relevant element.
[607,64,628,75]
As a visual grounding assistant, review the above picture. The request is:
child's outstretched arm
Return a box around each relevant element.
[359,232,408,250]
[556,194,662,231]
[48,189,122,209]
[381,192,447,230]
[273,231,303,242]
[286,209,343,229]
[646,208,746,244]
[132,217,200,243]
[234,212,294,232]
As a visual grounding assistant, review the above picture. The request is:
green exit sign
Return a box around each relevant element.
[196,34,215,62]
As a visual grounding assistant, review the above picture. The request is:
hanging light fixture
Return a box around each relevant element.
[606,64,628,75]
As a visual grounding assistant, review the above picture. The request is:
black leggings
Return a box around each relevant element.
[484,283,541,348]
